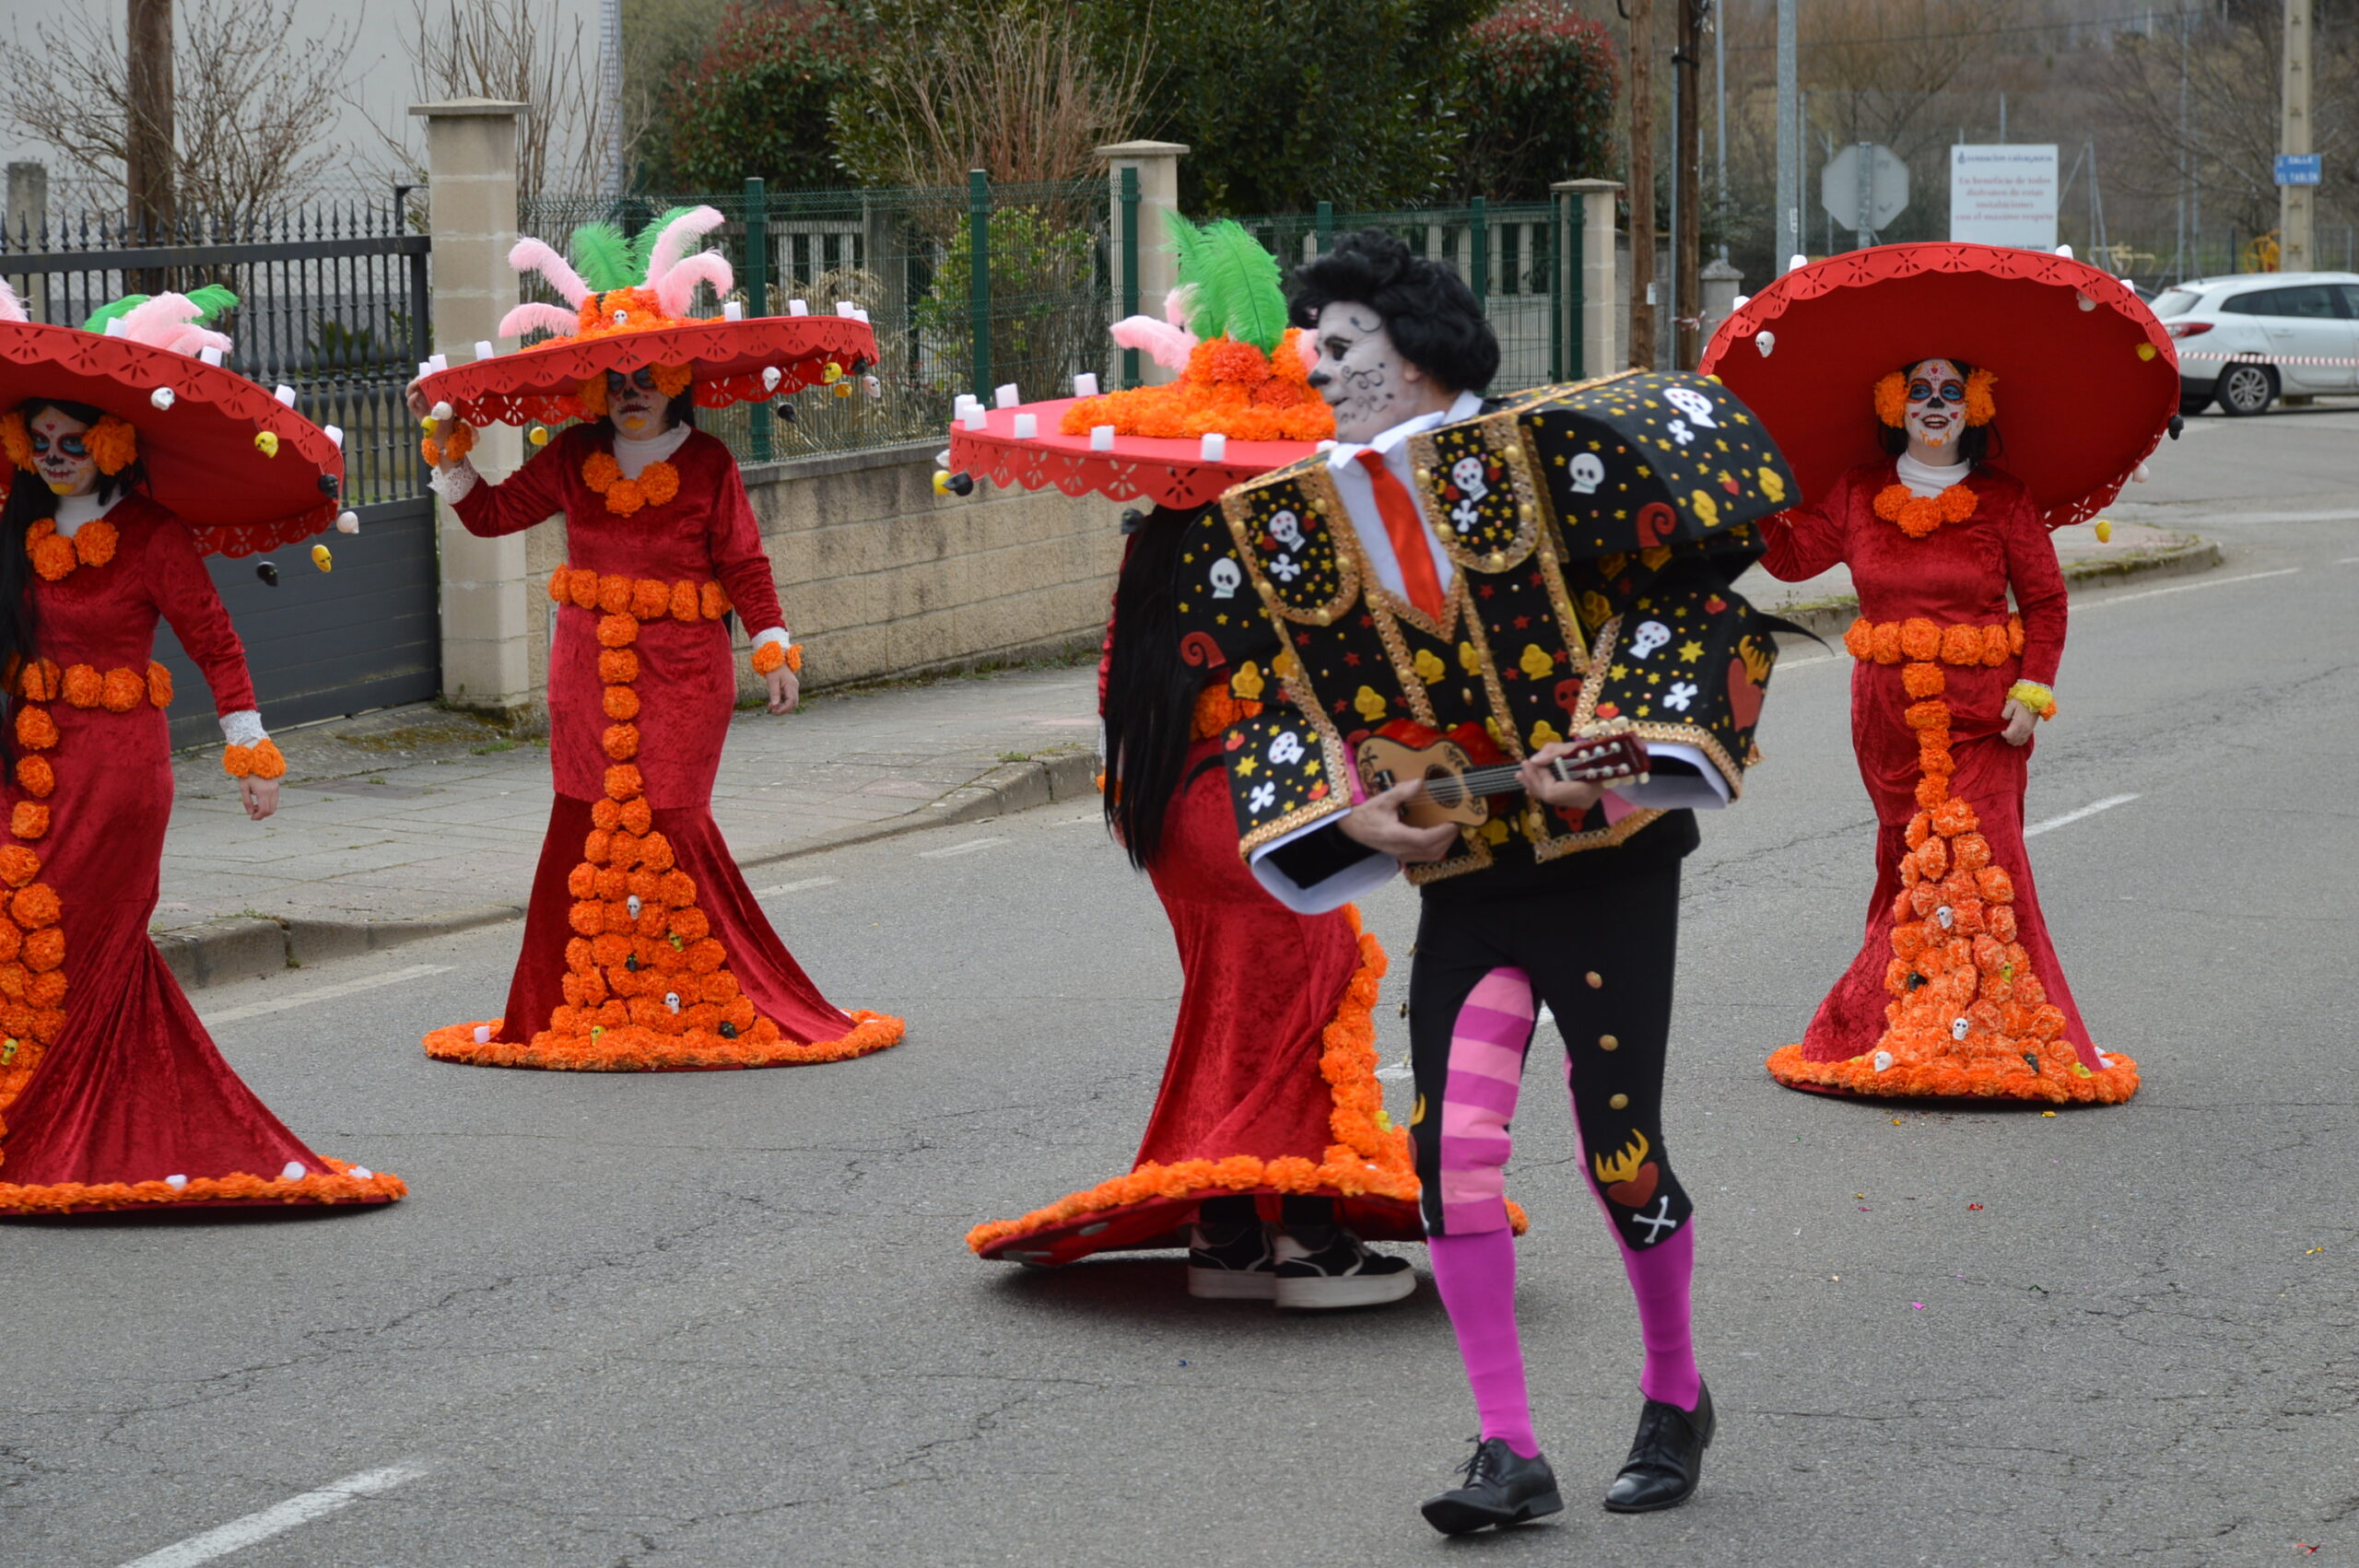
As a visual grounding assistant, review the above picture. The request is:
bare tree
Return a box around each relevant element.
[380,0,609,203]
[830,2,1148,194]
[0,0,356,233]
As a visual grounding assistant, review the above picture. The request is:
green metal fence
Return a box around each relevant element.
[516,182,1597,466]
[521,178,1109,466]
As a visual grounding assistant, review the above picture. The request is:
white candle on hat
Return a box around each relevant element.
[1090,425,1115,451]
[994,383,1020,409]
[1013,413,1038,439]
[1200,433,1227,461]
[1073,372,1099,398]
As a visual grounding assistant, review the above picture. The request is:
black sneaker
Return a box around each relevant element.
[1420,1437,1565,1536]
[1602,1383,1715,1513]
[1272,1229,1415,1310]
[1186,1221,1277,1300]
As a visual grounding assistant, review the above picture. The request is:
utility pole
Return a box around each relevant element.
[1627,0,1657,369]
[599,0,625,196]
[1775,0,1798,272]
[125,0,174,240]
[1674,0,1702,369]
[1713,0,1728,261]
[2281,0,2314,271]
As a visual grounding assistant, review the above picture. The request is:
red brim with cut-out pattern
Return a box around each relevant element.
[417,315,879,428]
[0,321,343,557]
[948,398,1320,510]
[1698,243,2179,530]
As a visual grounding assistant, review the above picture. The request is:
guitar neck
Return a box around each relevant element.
[1418,755,1603,809]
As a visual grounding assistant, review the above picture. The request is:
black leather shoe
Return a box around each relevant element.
[1420,1437,1565,1536]
[1602,1384,1714,1513]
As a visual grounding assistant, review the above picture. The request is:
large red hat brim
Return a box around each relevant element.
[417,315,878,427]
[947,398,1319,510]
[0,321,343,556]
[1698,243,2179,529]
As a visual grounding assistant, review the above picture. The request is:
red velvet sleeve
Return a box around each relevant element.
[146,513,257,717]
[1758,469,1851,582]
[451,430,575,539]
[705,453,787,635]
[2002,492,2069,687]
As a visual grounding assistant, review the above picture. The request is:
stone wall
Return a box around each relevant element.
[727,440,1118,696]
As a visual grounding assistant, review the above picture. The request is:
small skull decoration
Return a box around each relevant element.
[627,895,642,919]
[1663,386,1719,428]
[1268,509,1306,551]
[1935,905,1955,930]
[1950,1016,1971,1042]
[1207,556,1241,600]
[1449,455,1489,501]
[665,990,683,1015]
[1567,451,1607,495]
[1626,620,1672,661]
[1267,731,1306,766]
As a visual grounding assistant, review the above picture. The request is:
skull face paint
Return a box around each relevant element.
[1307,302,1452,442]
[27,406,99,497]
[605,366,670,438]
[1903,358,1969,458]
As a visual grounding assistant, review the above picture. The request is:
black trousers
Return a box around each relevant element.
[1405,858,1692,1250]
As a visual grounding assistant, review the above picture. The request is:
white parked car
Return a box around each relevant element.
[2152,272,2359,416]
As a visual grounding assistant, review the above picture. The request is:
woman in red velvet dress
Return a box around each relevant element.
[411,364,901,1071]
[0,287,404,1213]
[1755,358,2137,1103]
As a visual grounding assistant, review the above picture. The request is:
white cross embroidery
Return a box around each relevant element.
[1631,1196,1680,1244]
[1247,781,1277,813]
[1669,419,1695,446]
[1268,554,1301,581]
[1664,680,1698,711]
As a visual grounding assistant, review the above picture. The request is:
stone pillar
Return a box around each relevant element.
[1554,179,1622,380]
[410,98,534,722]
[5,162,47,320]
[1699,257,1743,354]
[1097,140,1189,384]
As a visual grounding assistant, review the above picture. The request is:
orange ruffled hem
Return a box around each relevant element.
[1766,1041,2139,1105]
[0,1157,405,1216]
[424,1008,904,1071]
[965,915,1524,1258]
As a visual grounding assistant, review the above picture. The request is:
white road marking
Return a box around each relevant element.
[753,875,839,896]
[2025,793,2140,838]
[918,836,1007,859]
[116,1460,432,1568]
[2336,556,2359,566]
[2077,566,2299,609]
[202,965,452,1026]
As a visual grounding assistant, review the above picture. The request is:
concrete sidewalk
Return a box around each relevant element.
[151,520,2215,988]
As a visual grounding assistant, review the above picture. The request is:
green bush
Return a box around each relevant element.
[1455,1,1620,198]
[648,1,870,190]
[911,205,1101,400]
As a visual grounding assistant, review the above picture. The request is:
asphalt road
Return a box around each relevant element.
[3,408,2354,1568]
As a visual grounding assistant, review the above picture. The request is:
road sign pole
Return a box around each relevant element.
[1857,141,1873,250]
[1775,0,1797,270]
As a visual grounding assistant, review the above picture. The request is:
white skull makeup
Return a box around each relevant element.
[1308,302,1452,443]
[27,405,100,497]
[1903,358,1969,456]
[606,366,669,438]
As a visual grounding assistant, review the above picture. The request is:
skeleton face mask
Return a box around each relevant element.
[1308,302,1447,443]
[1903,358,1968,454]
[28,406,99,497]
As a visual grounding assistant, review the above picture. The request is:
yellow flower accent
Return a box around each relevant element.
[1688,491,1720,529]
[1458,641,1484,675]
[1413,649,1446,685]
[1229,661,1266,700]
[1272,646,1302,683]
[1353,685,1388,722]
[1518,643,1554,683]
[1530,720,1563,749]
[2136,343,2157,361]
[1482,817,1511,844]
[1758,467,1787,502]
[1580,591,1613,627]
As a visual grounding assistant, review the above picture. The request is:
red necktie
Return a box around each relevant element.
[1356,449,1446,621]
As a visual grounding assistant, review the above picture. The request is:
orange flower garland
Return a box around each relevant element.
[422,569,904,1071]
[1872,481,1978,539]
[1768,617,2136,1104]
[581,451,682,517]
[0,1157,405,1215]
[420,419,475,469]
[0,413,29,470]
[84,416,138,475]
[25,518,120,582]
[1060,329,1334,444]
[221,738,288,780]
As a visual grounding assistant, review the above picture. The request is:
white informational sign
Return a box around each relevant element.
[1949,145,2059,250]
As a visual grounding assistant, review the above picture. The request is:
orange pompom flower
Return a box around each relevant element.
[14,756,50,798]
[603,723,640,761]
[1843,618,1874,661]
[638,832,675,872]
[0,411,31,469]
[1939,625,1984,666]
[1899,618,1942,661]
[0,847,38,889]
[596,613,638,649]
[1872,370,1908,427]
[26,967,64,1008]
[28,532,75,581]
[604,685,641,721]
[569,568,602,607]
[62,664,102,708]
[1902,661,1945,700]
[146,661,172,707]
[100,667,144,712]
[598,574,634,614]
[591,798,623,831]
[75,517,120,568]
[751,640,787,676]
[598,649,640,685]
[1940,485,1978,523]
[699,581,730,620]
[669,581,699,623]
[669,907,710,943]
[569,901,605,937]
[567,863,598,899]
[18,660,60,701]
[621,799,653,837]
[9,802,48,841]
[640,462,680,508]
[15,708,57,751]
[630,578,670,619]
[604,763,643,801]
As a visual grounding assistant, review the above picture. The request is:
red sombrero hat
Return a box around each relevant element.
[1699,242,2178,529]
[413,205,877,427]
[0,286,345,556]
[946,394,1319,509]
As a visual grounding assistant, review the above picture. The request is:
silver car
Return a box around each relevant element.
[2153,271,2359,416]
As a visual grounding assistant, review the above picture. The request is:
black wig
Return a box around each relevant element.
[1100,507,1217,871]
[1289,229,1500,395]
[0,398,151,712]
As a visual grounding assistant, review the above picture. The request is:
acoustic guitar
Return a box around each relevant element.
[1355,732,1651,829]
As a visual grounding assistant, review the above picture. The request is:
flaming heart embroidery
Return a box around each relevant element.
[1594,1129,1661,1208]
[1728,634,1771,731]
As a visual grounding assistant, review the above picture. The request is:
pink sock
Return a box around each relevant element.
[1617,1222,1701,1410]
[1426,1229,1539,1458]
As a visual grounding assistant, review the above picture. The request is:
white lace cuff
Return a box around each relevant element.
[428,460,480,503]
[753,626,792,653]
[219,710,267,747]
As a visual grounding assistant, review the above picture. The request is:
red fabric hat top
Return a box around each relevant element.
[0,320,344,557]
[1698,243,2179,529]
